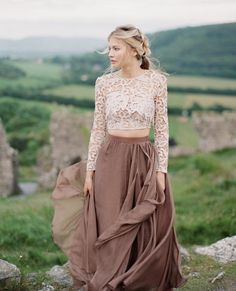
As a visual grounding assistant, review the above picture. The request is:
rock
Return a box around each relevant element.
[46,262,73,288]
[193,235,236,263]
[25,271,38,282]
[38,282,55,291]
[210,271,225,283]
[179,245,191,263]
[0,119,21,197]
[169,145,197,157]
[188,271,201,278]
[0,259,21,289]
[192,111,236,152]
[37,109,93,190]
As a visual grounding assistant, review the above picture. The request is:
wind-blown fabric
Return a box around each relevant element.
[51,134,188,291]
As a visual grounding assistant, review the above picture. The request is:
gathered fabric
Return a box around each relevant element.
[51,133,188,291]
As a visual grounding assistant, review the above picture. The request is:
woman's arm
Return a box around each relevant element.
[153,74,169,174]
[86,77,107,176]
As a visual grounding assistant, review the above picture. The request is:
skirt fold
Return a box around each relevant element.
[51,133,188,290]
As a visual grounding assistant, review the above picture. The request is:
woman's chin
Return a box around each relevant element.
[111,63,119,68]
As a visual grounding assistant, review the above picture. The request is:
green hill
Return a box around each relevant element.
[149,22,236,78]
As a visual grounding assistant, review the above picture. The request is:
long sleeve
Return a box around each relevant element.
[153,74,169,173]
[86,77,107,171]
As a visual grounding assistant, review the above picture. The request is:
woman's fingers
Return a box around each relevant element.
[83,182,93,197]
[83,186,89,197]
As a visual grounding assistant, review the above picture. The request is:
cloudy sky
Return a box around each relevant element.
[0,0,235,39]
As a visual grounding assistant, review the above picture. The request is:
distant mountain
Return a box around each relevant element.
[0,36,106,58]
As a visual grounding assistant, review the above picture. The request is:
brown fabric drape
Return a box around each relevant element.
[51,133,188,290]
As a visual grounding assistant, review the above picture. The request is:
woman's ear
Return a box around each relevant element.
[132,47,138,57]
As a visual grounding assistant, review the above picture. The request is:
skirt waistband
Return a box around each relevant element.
[106,133,150,144]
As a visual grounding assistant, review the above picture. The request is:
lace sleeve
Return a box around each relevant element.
[86,77,107,171]
[153,74,169,173]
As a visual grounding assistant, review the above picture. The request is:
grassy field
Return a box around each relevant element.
[11,59,63,80]
[0,148,235,290]
[0,59,236,289]
[43,84,95,99]
[168,92,236,109]
[10,59,236,90]
[0,60,62,90]
[168,115,199,148]
[168,74,236,90]
[1,59,236,110]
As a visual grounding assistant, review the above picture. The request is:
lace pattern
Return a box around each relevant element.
[153,74,169,173]
[86,69,169,173]
[86,77,107,171]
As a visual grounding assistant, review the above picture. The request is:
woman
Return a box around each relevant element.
[51,24,188,291]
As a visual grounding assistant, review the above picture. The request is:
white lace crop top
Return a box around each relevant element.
[86,68,169,173]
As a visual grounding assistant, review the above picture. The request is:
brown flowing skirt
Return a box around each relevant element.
[51,133,188,291]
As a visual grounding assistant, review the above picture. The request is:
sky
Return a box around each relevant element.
[0,0,235,39]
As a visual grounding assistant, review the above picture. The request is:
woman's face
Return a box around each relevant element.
[108,36,136,69]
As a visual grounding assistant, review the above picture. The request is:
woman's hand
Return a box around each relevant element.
[156,171,166,192]
[83,170,94,196]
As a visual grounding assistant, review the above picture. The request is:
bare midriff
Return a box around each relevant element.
[108,128,150,138]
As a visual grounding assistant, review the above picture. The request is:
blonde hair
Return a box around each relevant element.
[96,24,169,76]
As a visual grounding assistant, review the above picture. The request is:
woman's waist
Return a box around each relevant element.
[108,128,150,138]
